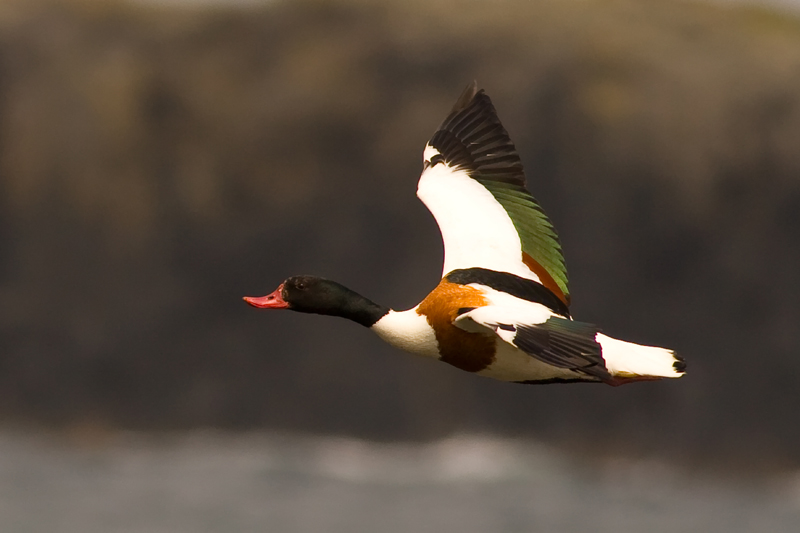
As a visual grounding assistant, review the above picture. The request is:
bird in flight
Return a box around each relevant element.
[245,82,686,386]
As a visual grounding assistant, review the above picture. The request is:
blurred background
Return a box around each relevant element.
[1,0,800,530]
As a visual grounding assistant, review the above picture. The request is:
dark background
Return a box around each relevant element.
[1,0,799,469]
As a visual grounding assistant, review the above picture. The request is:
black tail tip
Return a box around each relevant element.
[673,354,687,373]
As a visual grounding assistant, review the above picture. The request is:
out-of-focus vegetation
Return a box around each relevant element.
[1,0,800,468]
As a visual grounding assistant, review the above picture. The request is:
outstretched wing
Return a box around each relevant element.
[416,81,570,306]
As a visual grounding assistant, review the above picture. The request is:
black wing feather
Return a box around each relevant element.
[514,317,610,380]
[429,82,526,187]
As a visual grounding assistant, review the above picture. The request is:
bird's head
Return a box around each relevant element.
[243,276,362,315]
[244,275,389,327]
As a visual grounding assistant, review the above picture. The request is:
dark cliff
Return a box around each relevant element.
[1,0,800,467]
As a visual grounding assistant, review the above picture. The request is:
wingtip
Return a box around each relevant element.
[673,353,687,374]
[451,80,480,113]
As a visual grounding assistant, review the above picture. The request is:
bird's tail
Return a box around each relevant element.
[597,333,686,386]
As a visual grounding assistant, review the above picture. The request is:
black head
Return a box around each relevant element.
[281,275,355,314]
[244,275,389,327]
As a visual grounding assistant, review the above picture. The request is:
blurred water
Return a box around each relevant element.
[0,431,797,533]
[128,0,800,14]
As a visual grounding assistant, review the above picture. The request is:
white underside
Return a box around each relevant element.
[417,155,541,282]
[479,340,588,381]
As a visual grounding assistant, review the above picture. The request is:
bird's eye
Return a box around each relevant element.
[295,282,305,290]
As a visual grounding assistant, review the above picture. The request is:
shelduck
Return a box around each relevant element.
[245,82,686,386]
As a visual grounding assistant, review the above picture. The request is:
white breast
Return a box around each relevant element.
[370,309,439,358]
